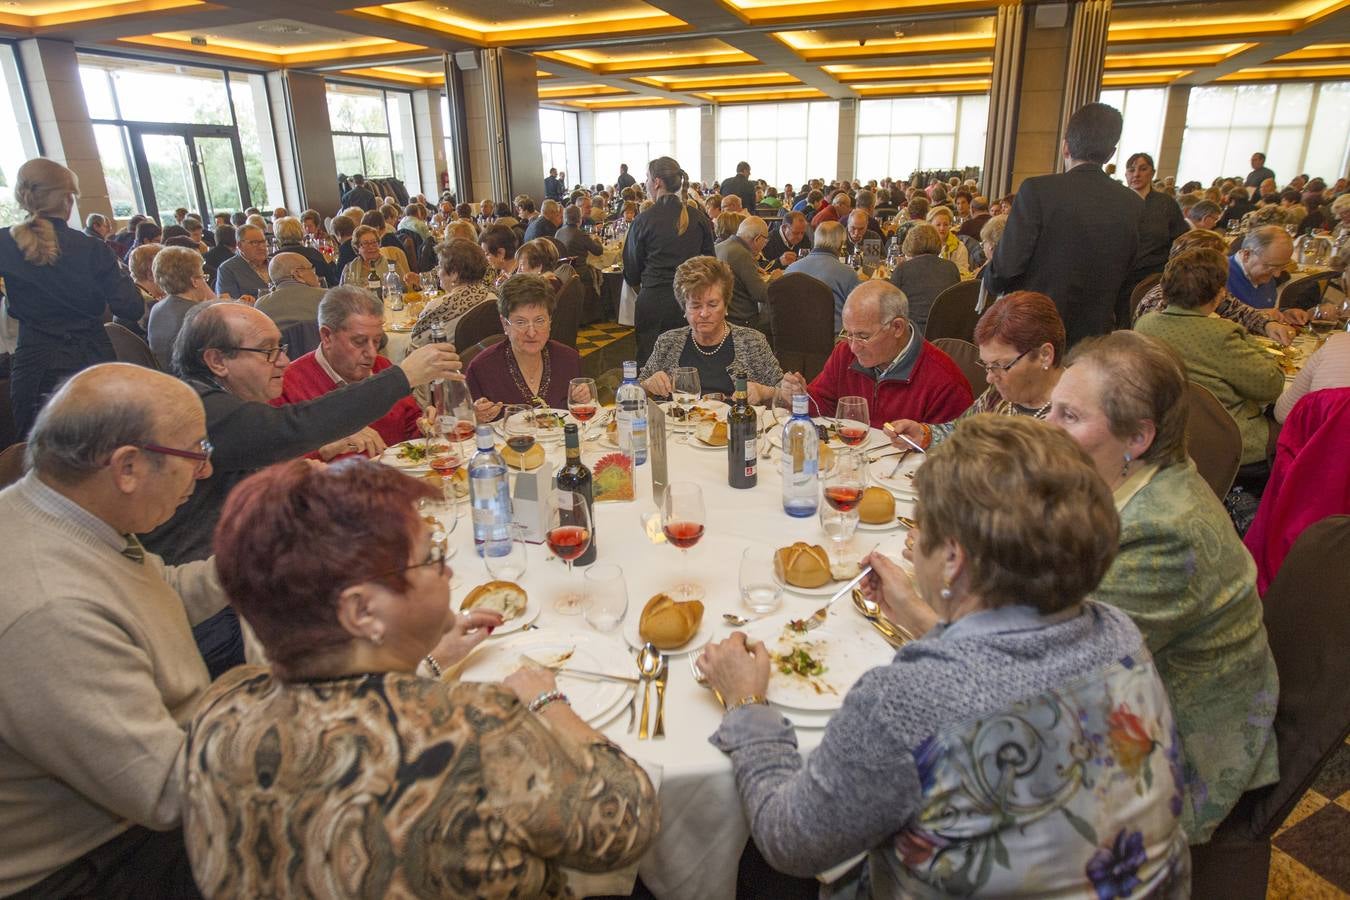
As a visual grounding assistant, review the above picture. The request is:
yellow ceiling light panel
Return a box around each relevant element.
[825,60,992,81]
[776,29,994,61]
[122,29,423,65]
[633,71,800,90]
[853,77,991,96]
[0,0,200,28]
[1275,42,1350,61]
[693,86,826,101]
[1216,62,1350,81]
[1103,44,1252,69]
[538,83,629,98]
[563,96,683,109]
[720,0,996,26]
[536,40,756,74]
[353,2,686,45]
[1100,69,1190,86]
[337,66,442,86]
[1108,0,1350,44]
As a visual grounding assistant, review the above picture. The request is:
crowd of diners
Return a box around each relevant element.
[0,96,1347,898]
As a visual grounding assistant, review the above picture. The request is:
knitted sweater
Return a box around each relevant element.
[276,349,421,447]
[0,474,225,895]
[806,336,973,428]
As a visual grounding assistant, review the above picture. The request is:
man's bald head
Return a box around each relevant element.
[268,251,308,283]
[26,364,202,484]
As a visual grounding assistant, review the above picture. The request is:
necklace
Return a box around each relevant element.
[691,324,731,356]
[506,344,551,402]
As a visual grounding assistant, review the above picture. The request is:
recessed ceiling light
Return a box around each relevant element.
[258,22,306,34]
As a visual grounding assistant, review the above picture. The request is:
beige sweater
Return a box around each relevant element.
[0,474,225,895]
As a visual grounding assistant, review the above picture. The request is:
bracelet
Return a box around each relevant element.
[527,689,570,714]
[918,422,933,450]
[423,654,444,679]
[725,694,769,713]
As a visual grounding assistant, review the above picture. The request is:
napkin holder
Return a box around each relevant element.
[511,462,554,543]
[648,399,668,504]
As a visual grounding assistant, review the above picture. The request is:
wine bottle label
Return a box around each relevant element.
[744,441,756,462]
[555,490,574,510]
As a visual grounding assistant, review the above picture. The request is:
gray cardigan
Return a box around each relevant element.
[638,324,783,389]
[890,254,960,335]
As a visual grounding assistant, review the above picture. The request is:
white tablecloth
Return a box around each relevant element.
[437,422,912,899]
[382,305,415,363]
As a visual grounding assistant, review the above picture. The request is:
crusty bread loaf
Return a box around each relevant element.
[460,580,527,620]
[500,442,545,470]
[639,593,704,649]
[774,542,832,588]
[858,486,896,524]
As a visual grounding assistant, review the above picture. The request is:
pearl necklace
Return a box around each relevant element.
[691,324,731,356]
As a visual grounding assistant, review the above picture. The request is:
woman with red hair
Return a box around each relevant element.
[886,290,1066,449]
[183,459,658,898]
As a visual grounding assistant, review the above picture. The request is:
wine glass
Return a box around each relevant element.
[661,481,706,601]
[835,396,870,447]
[823,448,866,517]
[548,490,592,614]
[419,271,439,297]
[436,380,476,446]
[502,404,537,458]
[1310,304,1339,337]
[568,377,600,433]
[582,564,628,633]
[671,367,701,444]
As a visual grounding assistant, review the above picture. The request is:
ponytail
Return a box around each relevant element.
[676,169,689,236]
[648,156,693,235]
[11,218,59,267]
[11,157,80,267]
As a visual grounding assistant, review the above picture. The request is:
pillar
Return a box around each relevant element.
[412,87,446,201]
[476,48,544,204]
[699,104,716,191]
[1155,85,1190,183]
[837,99,857,184]
[278,70,340,215]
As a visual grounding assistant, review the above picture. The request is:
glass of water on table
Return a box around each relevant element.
[739,546,783,615]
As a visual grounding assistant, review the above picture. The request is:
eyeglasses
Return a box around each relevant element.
[977,346,1033,375]
[507,315,551,332]
[139,438,213,474]
[373,532,450,579]
[838,319,898,345]
[229,344,289,364]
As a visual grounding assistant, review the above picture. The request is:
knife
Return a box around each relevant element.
[653,658,669,738]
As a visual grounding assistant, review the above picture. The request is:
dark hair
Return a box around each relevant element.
[172,300,239,381]
[973,291,1066,366]
[164,235,198,249]
[1161,247,1228,310]
[1064,103,1123,164]
[161,225,189,241]
[498,272,556,318]
[648,156,690,235]
[213,460,437,679]
[479,224,519,260]
[494,201,512,218]
[133,221,162,246]
[1125,152,1155,170]
[1279,188,1300,204]
[215,224,237,248]
[360,210,384,230]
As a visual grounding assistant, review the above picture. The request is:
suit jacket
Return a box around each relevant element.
[714,235,768,326]
[763,225,812,269]
[523,216,558,243]
[256,282,327,329]
[214,255,269,301]
[986,164,1143,346]
[718,174,757,214]
[554,225,603,260]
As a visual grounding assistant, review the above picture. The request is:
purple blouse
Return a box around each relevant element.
[464,339,583,410]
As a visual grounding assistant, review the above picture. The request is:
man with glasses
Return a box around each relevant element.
[257,251,326,329]
[143,301,464,676]
[0,363,223,898]
[778,281,972,428]
[214,223,269,301]
[1228,225,1294,311]
[715,215,772,333]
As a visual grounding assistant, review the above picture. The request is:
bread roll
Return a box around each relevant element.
[858,486,896,524]
[774,542,832,588]
[460,580,527,620]
[698,420,728,446]
[500,442,545,470]
[639,593,704,649]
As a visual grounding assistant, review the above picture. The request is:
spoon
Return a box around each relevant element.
[722,611,772,626]
[896,515,917,529]
[851,588,916,644]
[636,642,662,740]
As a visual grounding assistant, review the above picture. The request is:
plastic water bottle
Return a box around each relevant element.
[781,394,819,518]
[615,360,648,465]
[468,425,512,557]
[382,260,404,310]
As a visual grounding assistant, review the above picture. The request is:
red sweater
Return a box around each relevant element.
[807,337,973,428]
[275,351,421,447]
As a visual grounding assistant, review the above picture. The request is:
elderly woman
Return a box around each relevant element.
[0,158,145,435]
[888,222,959,334]
[1046,331,1279,843]
[145,245,217,368]
[341,223,411,287]
[410,238,496,347]
[1120,152,1189,313]
[1136,247,1284,465]
[515,237,565,288]
[124,242,165,334]
[465,274,583,422]
[186,460,658,898]
[639,256,782,403]
[886,291,1064,450]
[273,214,336,286]
[714,210,745,243]
[699,414,1187,896]
[926,205,969,272]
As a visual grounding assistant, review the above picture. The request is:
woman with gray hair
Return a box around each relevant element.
[122,242,165,335]
[273,214,337,286]
[0,157,144,435]
[146,246,218,369]
[890,222,959,334]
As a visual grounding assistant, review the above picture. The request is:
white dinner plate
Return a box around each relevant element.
[492,408,569,443]
[689,656,833,728]
[868,453,922,495]
[772,567,859,597]
[458,630,636,724]
[661,399,729,422]
[457,587,541,637]
[742,621,882,712]
[622,608,714,656]
[856,517,902,532]
[380,439,458,471]
[765,416,883,452]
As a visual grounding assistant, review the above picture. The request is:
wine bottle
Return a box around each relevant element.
[554,423,597,565]
[727,371,757,490]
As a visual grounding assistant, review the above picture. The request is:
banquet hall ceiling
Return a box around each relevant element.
[1,0,1348,107]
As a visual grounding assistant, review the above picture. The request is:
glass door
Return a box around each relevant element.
[193,135,244,221]
[139,132,197,225]
[130,125,251,225]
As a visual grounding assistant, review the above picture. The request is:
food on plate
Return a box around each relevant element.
[460,580,528,620]
[830,561,861,581]
[858,486,896,524]
[429,454,460,474]
[424,466,469,498]
[395,441,450,464]
[774,542,832,588]
[500,442,545,470]
[639,592,704,649]
[774,644,827,678]
[697,420,728,447]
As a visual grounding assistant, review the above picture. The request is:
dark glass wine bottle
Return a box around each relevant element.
[727,371,758,490]
[554,423,597,565]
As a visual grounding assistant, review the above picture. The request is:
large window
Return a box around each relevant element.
[593,108,676,190]
[1100,88,1166,170]
[0,43,40,227]
[438,93,458,198]
[855,95,987,183]
[1176,82,1350,186]
[717,101,838,189]
[327,82,418,187]
[539,108,580,185]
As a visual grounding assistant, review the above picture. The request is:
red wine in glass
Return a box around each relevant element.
[547,525,591,561]
[506,435,536,454]
[663,521,705,549]
[452,420,476,441]
[837,425,868,446]
[823,485,864,512]
[569,404,598,422]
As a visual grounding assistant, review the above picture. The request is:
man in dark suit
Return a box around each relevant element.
[719,162,758,214]
[985,102,1143,347]
[543,168,563,202]
[523,199,562,243]
[340,174,377,212]
[958,196,992,240]
[616,164,636,191]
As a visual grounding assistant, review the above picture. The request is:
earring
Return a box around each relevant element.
[369,631,384,646]
[939,578,953,602]
[1120,452,1132,480]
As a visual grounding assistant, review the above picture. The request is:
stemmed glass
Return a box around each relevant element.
[548,490,593,614]
[671,367,701,444]
[835,396,870,447]
[820,449,864,566]
[502,404,537,458]
[661,481,706,600]
[419,271,439,298]
[436,380,476,447]
[568,377,600,435]
[1310,304,1339,337]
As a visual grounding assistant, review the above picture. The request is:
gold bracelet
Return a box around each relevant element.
[725,694,769,712]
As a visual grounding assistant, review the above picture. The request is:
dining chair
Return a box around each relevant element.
[923,279,981,343]
[551,274,582,349]
[1190,515,1350,899]
[0,441,26,489]
[1275,270,1336,311]
[766,272,834,382]
[459,334,506,368]
[0,372,16,452]
[930,338,987,397]
[104,322,159,370]
[278,320,321,361]
[1183,381,1243,499]
[453,298,505,354]
[1128,272,1163,321]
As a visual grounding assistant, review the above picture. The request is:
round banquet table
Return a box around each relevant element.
[381,304,415,363]
[424,416,914,899]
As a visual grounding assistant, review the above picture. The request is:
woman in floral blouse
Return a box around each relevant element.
[184,460,658,898]
[699,415,1188,897]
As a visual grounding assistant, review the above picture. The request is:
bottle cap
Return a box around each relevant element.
[475,424,494,451]
[792,394,809,415]
[622,361,638,379]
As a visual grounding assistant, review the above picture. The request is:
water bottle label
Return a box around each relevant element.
[471,507,494,526]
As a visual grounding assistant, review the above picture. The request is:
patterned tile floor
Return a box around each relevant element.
[1270,736,1350,898]
[577,322,635,382]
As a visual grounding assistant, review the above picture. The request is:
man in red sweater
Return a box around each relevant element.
[780,281,972,428]
[275,286,421,447]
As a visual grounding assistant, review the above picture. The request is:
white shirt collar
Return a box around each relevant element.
[314,345,346,386]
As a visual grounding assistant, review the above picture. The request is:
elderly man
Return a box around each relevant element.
[555,204,604,262]
[719,161,757,213]
[853,189,883,236]
[143,302,462,675]
[785,221,864,330]
[780,281,972,428]
[214,224,269,300]
[714,215,771,331]
[256,252,325,328]
[0,364,221,897]
[763,211,812,270]
[83,212,111,240]
[811,192,852,228]
[843,209,882,259]
[276,287,421,448]
[1228,225,1293,310]
[958,196,992,240]
[524,198,562,243]
[1186,200,1223,231]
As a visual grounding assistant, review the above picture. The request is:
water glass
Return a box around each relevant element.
[739,546,783,615]
[484,526,527,581]
[583,564,628,632]
[819,504,860,565]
